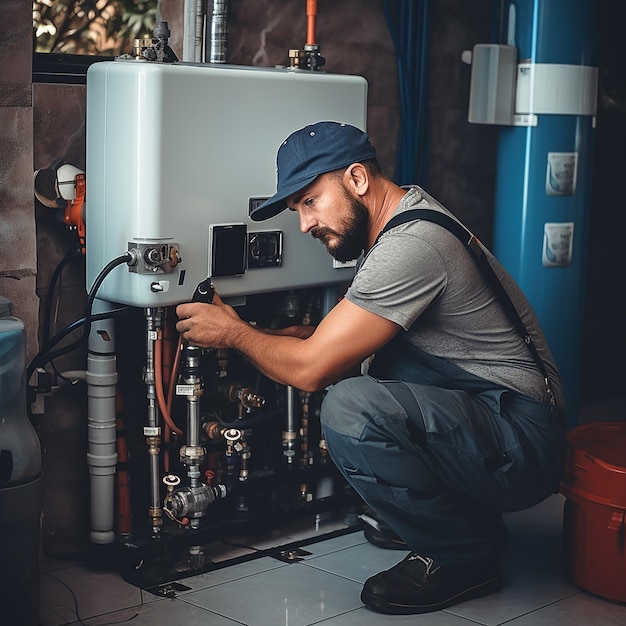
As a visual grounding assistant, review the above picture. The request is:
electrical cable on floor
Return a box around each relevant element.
[40,571,145,625]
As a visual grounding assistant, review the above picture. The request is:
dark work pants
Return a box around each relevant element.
[320,344,566,565]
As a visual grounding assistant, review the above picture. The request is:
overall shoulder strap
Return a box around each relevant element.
[377,208,473,245]
[377,208,555,406]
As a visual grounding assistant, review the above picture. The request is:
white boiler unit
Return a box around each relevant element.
[85,60,368,307]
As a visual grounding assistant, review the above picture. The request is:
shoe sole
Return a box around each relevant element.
[360,575,503,615]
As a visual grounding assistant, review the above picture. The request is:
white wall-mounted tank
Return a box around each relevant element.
[85,60,368,307]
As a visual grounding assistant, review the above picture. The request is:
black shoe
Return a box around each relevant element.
[363,524,410,550]
[361,552,503,615]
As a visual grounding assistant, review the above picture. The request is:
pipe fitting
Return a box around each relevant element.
[168,484,227,520]
[179,444,206,466]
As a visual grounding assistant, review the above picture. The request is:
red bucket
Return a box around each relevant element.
[560,421,626,603]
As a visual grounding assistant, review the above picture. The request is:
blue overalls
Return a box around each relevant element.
[320,338,566,565]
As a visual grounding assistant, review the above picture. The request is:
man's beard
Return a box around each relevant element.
[311,192,370,262]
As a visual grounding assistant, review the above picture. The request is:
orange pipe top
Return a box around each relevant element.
[306,0,317,45]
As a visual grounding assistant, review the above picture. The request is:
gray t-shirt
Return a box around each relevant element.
[345,187,564,406]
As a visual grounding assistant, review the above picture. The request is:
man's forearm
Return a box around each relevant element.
[226,321,324,390]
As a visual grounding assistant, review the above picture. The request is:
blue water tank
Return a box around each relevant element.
[492,0,597,425]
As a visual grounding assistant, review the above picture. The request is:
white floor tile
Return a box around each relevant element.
[303,541,408,584]
[503,591,626,625]
[39,566,149,626]
[444,566,579,625]
[315,605,478,625]
[65,596,245,625]
[175,555,288,592]
[182,562,363,625]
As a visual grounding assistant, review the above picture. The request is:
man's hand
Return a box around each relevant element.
[175,291,242,348]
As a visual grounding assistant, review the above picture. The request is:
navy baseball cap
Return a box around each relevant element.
[250,121,377,221]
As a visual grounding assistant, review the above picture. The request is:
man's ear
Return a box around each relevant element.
[343,163,369,196]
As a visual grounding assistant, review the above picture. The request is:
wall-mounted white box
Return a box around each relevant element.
[86,60,368,307]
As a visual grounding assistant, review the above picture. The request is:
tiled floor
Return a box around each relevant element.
[38,493,626,625]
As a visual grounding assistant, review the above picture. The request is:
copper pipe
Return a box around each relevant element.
[306,0,318,45]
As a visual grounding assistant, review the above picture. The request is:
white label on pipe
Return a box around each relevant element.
[542,222,574,267]
[546,152,578,196]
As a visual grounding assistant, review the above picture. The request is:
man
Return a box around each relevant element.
[176,121,566,615]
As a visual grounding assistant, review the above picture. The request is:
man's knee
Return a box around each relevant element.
[321,376,379,438]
